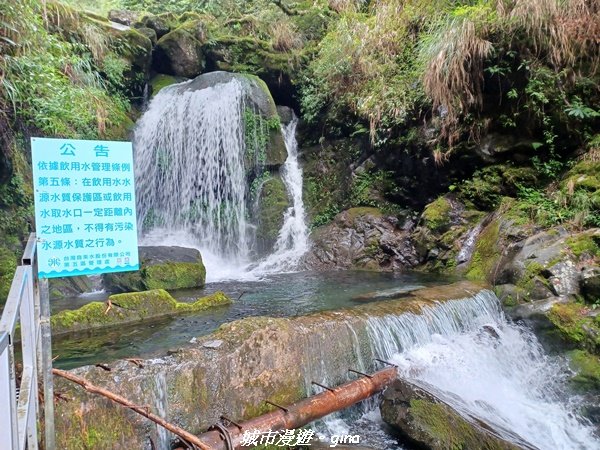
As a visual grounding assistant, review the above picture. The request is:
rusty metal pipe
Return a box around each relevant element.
[197,366,398,450]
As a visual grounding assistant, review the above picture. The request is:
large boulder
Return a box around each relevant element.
[103,246,206,293]
[108,9,138,26]
[380,379,525,450]
[153,20,207,78]
[51,289,230,335]
[176,71,287,168]
[253,175,290,254]
[303,207,419,271]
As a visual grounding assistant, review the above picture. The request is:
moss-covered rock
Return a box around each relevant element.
[49,276,94,300]
[153,25,205,78]
[254,175,289,253]
[103,246,206,293]
[51,289,230,335]
[465,218,501,282]
[547,302,600,352]
[381,379,522,450]
[569,350,600,391]
[422,197,453,232]
[149,73,185,96]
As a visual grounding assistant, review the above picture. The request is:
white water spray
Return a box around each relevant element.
[316,291,598,449]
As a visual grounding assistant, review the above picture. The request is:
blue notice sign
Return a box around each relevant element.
[31,138,139,278]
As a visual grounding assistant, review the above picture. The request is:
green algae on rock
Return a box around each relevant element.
[50,289,231,335]
[103,246,206,293]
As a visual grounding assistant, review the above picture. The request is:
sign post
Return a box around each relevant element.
[30,138,139,449]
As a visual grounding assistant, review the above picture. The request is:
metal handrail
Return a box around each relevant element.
[0,233,51,450]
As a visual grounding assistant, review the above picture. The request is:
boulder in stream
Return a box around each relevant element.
[51,289,231,335]
[380,379,525,450]
[103,246,206,293]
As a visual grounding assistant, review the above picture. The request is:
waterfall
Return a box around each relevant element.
[315,291,598,449]
[253,115,309,274]
[133,75,309,280]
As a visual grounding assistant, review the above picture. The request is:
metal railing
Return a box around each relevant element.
[0,233,54,450]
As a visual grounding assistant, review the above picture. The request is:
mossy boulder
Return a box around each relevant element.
[149,73,186,97]
[49,276,94,300]
[153,22,206,78]
[381,379,523,450]
[103,246,205,293]
[569,350,600,391]
[254,175,290,253]
[547,302,600,352]
[50,289,231,335]
[465,218,501,282]
[422,197,453,232]
[135,13,178,39]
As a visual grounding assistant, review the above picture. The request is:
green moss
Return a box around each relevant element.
[569,350,600,391]
[145,261,206,290]
[409,399,518,449]
[255,175,289,242]
[548,303,600,352]
[345,207,383,220]
[51,289,231,335]
[515,261,549,296]
[175,291,231,313]
[465,219,501,282]
[566,233,600,258]
[422,197,452,232]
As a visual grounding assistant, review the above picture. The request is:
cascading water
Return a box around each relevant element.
[316,291,598,449]
[133,75,308,280]
[253,114,309,274]
[135,79,251,271]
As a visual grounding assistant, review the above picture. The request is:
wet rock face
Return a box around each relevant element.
[108,9,138,26]
[380,379,522,450]
[303,208,419,271]
[103,246,206,293]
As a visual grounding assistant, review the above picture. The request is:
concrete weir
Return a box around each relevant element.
[53,281,488,449]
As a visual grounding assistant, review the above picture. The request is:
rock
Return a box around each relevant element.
[351,285,425,302]
[108,9,138,26]
[149,73,185,96]
[177,71,286,169]
[546,260,579,296]
[202,339,223,349]
[304,208,419,271]
[494,283,527,307]
[277,105,295,125]
[505,296,568,321]
[582,268,600,304]
[50,290,231,335]
[103,246,206,293]
[137,13,175,39]
[153,25,205,78]
[380,379,523,450]
[135,26,157,45]
[475,133,536,163]
[254,175,290,254]
[52,282,487,448]
[49,276,94,299]
[547,302,600,352]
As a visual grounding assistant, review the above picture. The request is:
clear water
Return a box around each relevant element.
[51,270,446,370]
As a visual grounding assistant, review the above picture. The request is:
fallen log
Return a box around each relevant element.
[51,368,211,450]
[197,366,398,450]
